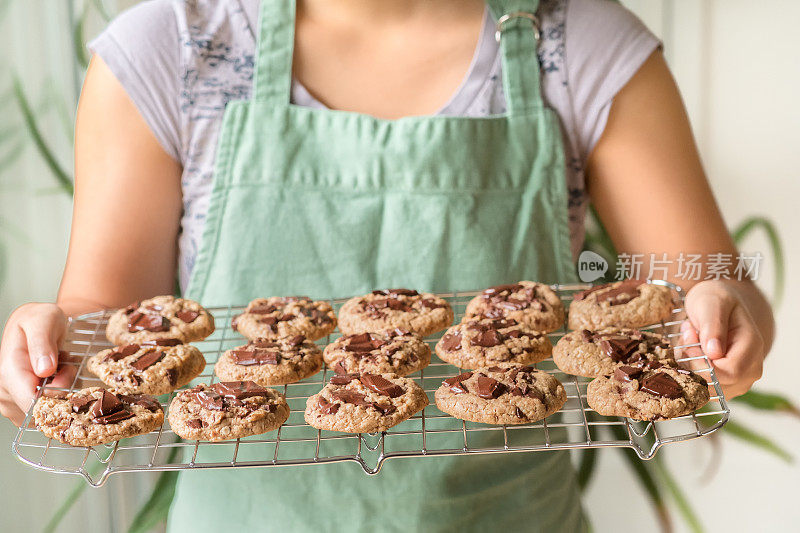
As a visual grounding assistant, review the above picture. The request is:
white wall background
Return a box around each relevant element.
[0,1,797,531]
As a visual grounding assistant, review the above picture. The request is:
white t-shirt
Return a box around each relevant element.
[89,0,660,292]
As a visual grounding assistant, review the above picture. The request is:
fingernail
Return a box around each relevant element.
[706,339,722,356]
[35,355,53,375]
[682,329,691,341]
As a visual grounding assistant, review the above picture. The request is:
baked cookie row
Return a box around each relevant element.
[303,289,447,433]
[555,280,711,420]
[430,282,569,423]
[36,279,709,447]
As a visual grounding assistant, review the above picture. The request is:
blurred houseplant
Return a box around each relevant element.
[1,1,795,532]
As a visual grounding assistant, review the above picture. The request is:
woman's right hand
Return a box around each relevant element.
[0,303,75,426]
[0,57,183,427]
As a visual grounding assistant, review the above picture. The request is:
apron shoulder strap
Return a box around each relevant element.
[251,0,544,115]
[486,0,544,115]
[252,0,295,105]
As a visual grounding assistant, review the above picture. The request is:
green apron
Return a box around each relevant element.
[170,0,587,530]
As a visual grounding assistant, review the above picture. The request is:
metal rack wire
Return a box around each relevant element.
[12,281,729,486]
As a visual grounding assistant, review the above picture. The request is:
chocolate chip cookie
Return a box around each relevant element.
[215,335,323,386]
[88,340,206,395]
[463,282,565,333]
[567,280,673,331]
[233,296,337,341]
[322,329,431,376]
[434,364,566,425]
[304,373,428,433]
[337,289,453,337]
[435,318,552,369]
[586,362,710,421]
[168,381,290,442]
[553,328,675,378]
[33,387,164,446]
[106,295,215,345]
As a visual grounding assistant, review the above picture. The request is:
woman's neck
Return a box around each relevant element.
[299,0,483,28]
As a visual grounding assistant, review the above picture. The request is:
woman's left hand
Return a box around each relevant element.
[680,280,768,398]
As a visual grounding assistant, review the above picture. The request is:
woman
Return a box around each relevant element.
[0,0,773,530]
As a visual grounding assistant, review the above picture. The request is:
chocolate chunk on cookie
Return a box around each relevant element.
[88,341,206,395]
[337,289,453,337]
[304,372,428,433]
[463,281,565,333]
[168,381,289,441]
[586,362,709,421]
[33,387,164,446]
[567,280,673,331]
[553,327,675,378]
[106,296,215,345]
[435,318,552,369]
[233,296,337,342]
[215,335,323,385]
[323,329,431,376]
[434,364,566,425]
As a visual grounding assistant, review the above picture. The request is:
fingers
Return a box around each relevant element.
[0,352,78,427]
[21,305,67,378]
[49,356,79,390]
[676,320,707,372]
[0,349,42,420]
[0,391,28,426]
[685,286,736,361]
[678,296,765,399]
[0,304,69,421]
[711,307,765,398]
[0,319,41,415]
[680,305,764,399]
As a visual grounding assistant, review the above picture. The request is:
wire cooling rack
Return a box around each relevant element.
[12,281,729,486]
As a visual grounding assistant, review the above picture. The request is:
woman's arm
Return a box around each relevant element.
[0,56,182,424]
[62,55,183,310]
[586,50,775,397]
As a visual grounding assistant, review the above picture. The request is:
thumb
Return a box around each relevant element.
[21,307,68,378]
[685,288,736,360]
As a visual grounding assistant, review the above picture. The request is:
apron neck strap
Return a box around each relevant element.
[487,0,543,114]
[252,0,544,114]
[253,0,296,104]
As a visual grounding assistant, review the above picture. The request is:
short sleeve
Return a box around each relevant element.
[564,0,661,160]
[87,0,182,162]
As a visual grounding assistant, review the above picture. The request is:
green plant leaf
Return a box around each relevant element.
[722,420,793,463]
[607,425,671,531]
[72,3,90,69]
[731,216,785,306]
[577,447,598,490]
[127,471,179,533]
[43,460,106,533]
[127,447,181,533]
[733,389,800,418]
[618,449,672,531]
[0,137,26,172]
[698,433,723,484]
[652,457,704,533]
[11,76,74,196]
